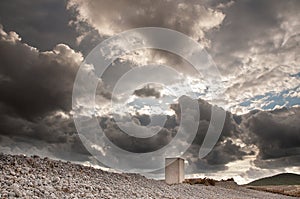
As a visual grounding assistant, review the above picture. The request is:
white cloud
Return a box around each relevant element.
[67,0,225,47]
[208,1,300,114]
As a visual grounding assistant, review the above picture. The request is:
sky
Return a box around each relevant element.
[0,0,299,184]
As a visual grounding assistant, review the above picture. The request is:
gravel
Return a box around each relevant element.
[0,153,296,199]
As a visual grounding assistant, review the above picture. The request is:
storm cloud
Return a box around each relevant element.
[0,25,82,119]
[241,107,300,168]
[67,0,225,46]
[0,0,78,51]
[0,25,91,161]
[0,0,299,184]
[133,85,161,99]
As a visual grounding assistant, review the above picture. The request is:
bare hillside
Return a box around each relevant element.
[0,154,296,199]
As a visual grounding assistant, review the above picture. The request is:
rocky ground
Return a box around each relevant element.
[0,154,296,199]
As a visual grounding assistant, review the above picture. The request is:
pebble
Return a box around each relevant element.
[0,153,295,199]
[8,192,15,197]
[52,176,60,183]
[12,183,22,197]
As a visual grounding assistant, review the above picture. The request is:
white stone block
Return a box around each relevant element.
[165,158,185,184]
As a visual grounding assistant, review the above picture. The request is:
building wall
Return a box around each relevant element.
[165,158,185,184]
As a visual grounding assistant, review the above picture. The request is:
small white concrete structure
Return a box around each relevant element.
[165,158,185,184]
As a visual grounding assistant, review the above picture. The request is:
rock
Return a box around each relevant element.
[52,176,60,183]
[0,154,294,199]
[6,180,13,186]
[12,183,22,197]
[104,186,112,192]
[45,185,56,193]
[8,192,16,197]
[10,170,16,176]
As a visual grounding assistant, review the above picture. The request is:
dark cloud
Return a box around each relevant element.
[0,25,90,162]
[0,0,103,56]
[209,0,300,61]
[0,25,82,119]
[185,139,249,174]
[0,110,90,162]
[65,0,227,82]
[132,113,151,126]
[68,0,225,44]
[241,107,300,168]
[103,118,174,153]
[205,140,247,165]
[0,0,77,51]
[206,0,300,110]
[0,0,299,182]
[100,96,247,172]
[133,85,161,99]
[180,98,247,172]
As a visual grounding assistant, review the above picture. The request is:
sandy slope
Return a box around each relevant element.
[0,154,296,199]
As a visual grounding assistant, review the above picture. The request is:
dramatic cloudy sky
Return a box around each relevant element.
[0,0,299,184]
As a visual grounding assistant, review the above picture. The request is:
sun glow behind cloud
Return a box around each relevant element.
[0,0,300,184]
